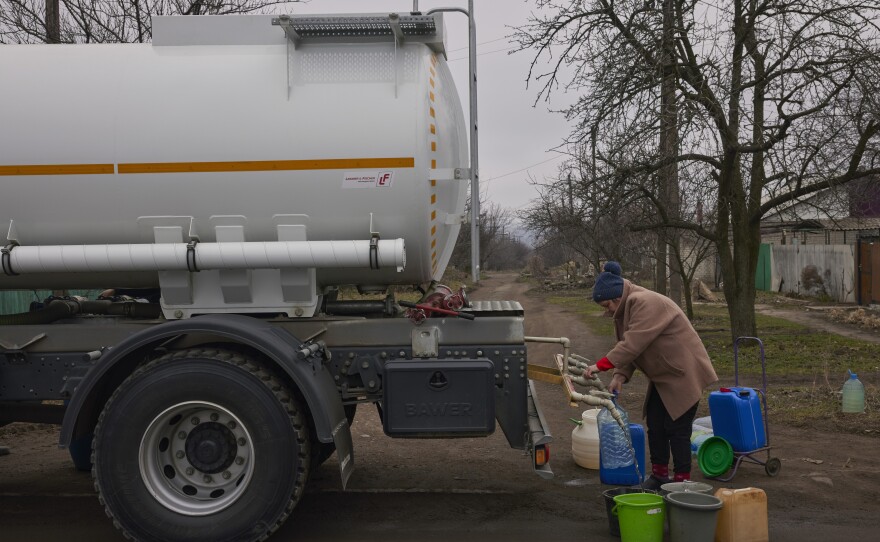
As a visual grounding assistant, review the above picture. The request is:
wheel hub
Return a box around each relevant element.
[185,422,236,474]
[138,401,255,516]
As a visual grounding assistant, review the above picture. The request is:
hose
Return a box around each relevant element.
[565,353,628,429]
[0,298,161,325]
[324,299,394,317]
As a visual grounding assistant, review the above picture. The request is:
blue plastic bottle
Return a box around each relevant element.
[598,399,633,469]
[600,424,646,485]
[842,371,865,413]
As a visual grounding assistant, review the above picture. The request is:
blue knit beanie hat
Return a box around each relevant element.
[592,261,624,302]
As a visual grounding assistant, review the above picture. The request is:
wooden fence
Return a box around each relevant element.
[768,244,856,303]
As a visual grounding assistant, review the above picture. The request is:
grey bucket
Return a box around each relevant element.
[602,487,658,537]
[659,481,714,496]
[664,491,723,542]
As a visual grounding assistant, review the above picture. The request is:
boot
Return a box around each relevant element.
[642,464,670,490]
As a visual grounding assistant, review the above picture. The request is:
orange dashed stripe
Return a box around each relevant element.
[428,59,439,270]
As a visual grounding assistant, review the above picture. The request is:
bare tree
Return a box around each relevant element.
[450,193,530,274]
[0,1,297,43]
[514,0,880,339]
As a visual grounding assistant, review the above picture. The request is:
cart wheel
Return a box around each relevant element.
[765,457,782,477]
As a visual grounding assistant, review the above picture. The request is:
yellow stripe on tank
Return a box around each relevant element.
[0,163,114,176]
[0,158,415,176]
[118,157,414,174]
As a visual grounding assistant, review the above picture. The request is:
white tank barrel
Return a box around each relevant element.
[0,14,468,291]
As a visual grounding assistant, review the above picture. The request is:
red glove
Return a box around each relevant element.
[595,357,613,371]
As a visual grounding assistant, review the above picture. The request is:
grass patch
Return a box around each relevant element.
[546,295,616,336]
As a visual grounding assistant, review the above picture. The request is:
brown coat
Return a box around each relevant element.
[606,280,718,420]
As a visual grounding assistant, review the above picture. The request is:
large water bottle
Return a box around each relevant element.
[598,399,634,469]
[571,409,601,469]
[842,370,865,413]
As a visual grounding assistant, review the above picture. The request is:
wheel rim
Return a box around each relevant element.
[138,401,255,516]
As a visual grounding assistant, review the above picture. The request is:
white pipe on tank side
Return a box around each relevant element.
[6,239,406,274]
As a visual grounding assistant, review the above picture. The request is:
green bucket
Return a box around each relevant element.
[698,436,734,478]
[611,492,666,542]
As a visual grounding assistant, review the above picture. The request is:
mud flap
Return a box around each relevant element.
[332,417,354,489]
[527,379,553,480]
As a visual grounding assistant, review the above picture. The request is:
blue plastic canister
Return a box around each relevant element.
[709,387,766,452]
[600,423,646,485]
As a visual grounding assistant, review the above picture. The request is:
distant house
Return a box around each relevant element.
[759,177,880,303]
[761,176,880,246]
[761,217,880,246]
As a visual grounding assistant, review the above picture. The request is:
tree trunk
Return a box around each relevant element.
[659,0,680,304]
[716,0,758,343]
[718,178,760,340]
[655,233,667,294]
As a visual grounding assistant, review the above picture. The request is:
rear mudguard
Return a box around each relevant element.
[59,313,353,487]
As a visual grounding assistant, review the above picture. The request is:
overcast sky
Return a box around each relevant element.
[292,1,573,226]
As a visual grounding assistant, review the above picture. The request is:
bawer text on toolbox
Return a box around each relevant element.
[405,403,473,416]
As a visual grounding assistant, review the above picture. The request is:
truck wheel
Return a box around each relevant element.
[92,348,310,542]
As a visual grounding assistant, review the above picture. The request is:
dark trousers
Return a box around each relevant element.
[646,386,698,474]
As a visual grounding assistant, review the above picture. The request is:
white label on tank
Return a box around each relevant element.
[343,171,394,188]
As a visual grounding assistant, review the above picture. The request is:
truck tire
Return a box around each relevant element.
[91,348,310,542]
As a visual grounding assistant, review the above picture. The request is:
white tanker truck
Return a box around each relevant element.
[0,10,553,542]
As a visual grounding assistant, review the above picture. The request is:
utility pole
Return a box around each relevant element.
[658,0,682,304]
[46,0,61,43]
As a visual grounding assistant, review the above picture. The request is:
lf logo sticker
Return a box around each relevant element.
[376,171,393,187]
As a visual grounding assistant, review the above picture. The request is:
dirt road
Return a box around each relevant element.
[1,273,877,540]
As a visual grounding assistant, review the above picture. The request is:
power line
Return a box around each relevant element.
[447,36,510,53]
[448,45,516,62]
[483,155,567,183]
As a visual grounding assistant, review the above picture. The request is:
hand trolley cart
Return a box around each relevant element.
[701,337,781,481]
